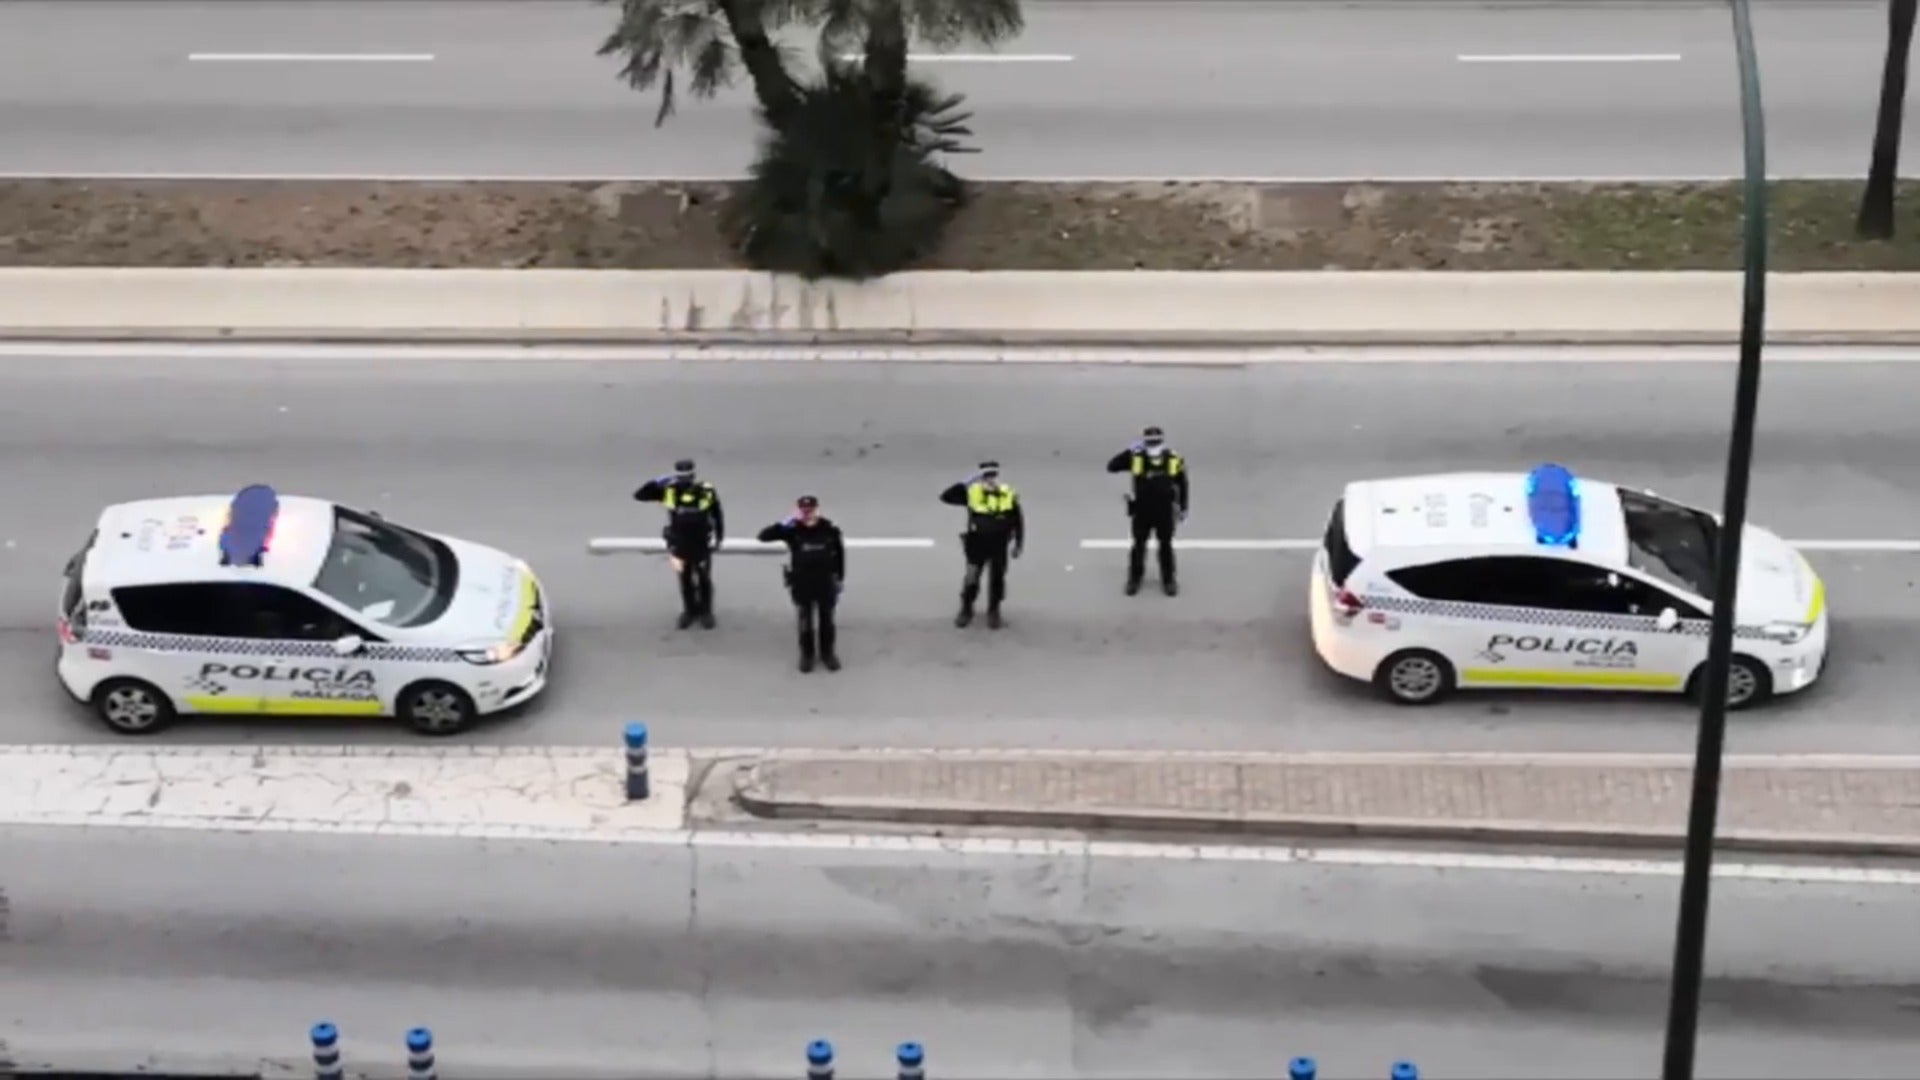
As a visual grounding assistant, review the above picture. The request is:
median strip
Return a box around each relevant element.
[729,751,1920,856]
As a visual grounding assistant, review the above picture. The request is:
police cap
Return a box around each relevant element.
[673,458,696,475]
[796,494,820,509]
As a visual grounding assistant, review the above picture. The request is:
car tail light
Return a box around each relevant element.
[1332,588,1365,618]
[57,617,77,644]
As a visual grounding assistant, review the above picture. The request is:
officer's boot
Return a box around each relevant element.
[677,611,697,630]
[986,605,1004,630]
[956,573,979,628]
[797,613,816,673]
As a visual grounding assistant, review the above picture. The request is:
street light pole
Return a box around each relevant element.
[1660,1,1768,1077]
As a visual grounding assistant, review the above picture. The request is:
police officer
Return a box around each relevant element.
[633,458,725,629]
[940,461,1024,629]
[1106,426,1189,596]
[757,495,846,673]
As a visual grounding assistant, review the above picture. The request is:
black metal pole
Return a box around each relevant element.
[1660,1,1767,1077]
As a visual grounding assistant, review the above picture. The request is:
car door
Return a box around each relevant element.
[1473,556,1694,692]
[108,582,265,714]
[222,582,392,717]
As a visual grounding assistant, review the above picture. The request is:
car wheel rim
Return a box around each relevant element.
[412,691,467,730]
[104,686,160,729]
[1391,658,1443,700]
[1728,666,1756,705]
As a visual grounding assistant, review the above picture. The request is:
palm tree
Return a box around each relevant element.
[1857,0,1917,238]
[599,0,1024,278]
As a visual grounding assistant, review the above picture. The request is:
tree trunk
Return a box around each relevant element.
[716,0,799,124]
[856,0,911,226]
[1858,0,1917,238]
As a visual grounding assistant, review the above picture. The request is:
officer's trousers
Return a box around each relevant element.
[791,584,838,660]
[960,532,1012,611]
[669,542,715,615]
[1128,507,1177,585]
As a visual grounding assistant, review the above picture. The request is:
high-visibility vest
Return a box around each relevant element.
[1132,451,1183,477]
[663,483,715,513]
[967,482,1017,519]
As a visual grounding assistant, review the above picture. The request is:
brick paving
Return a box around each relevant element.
[736,754,1920,842]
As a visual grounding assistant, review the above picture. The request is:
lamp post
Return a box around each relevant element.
[1659,1,1768,1077]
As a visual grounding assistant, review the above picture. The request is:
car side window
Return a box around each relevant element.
[111,583,373,641]
[1388,556,1567,607]
[243,584,370,641]
[112,583,257,638]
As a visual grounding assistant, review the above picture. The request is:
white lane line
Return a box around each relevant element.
[1080,538,1920,554]
[1079,539,1319,552]
[1457,53,1683,64]
[589,536,935,555]
[187,52,436,63]
[839,52,1073,63]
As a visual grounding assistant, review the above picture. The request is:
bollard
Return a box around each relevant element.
[1288,1057,1316,1080]
[406,1027,437,1080]
[1391,1063,1419,1080]
[624,722,650,801]
[310,1022,342,1080]
[896,1041,925,1080]
[806,1038,834,1080]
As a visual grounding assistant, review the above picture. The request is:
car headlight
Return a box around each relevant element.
[459,640,526,665]
[1761,621,1811,645]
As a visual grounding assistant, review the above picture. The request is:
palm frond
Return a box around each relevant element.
[900,0,1023,50]
[597,0,740,124]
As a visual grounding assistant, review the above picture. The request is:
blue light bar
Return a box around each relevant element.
[219,484,280,567]
[1525,464,1581,548]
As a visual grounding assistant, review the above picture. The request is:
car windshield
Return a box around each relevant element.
[1618,488,1719,600]
[311,507,455,628]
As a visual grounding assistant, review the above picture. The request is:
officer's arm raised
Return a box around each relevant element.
[756,521,791,544]
[633,478,669,502]
[938,481,969,506]
[1104,451,1132,473]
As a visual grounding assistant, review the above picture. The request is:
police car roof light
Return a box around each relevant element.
[1525,463,1581,548]
[219,484,279,567]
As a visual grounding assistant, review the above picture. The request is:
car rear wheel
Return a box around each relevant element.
[1690,655,1774,711]
[1374,649,1456,706]
[92,677,176,735]
[397,681,479,736]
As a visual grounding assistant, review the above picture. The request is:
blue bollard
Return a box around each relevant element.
[624,722,651,801]
[896,1041,925,1080]
[309,1022,342,1080]
[806,1038,834,1080]
[1288,1057,1316,1080]
[1391,1063,1419,1080]
[406,1027,437,1080]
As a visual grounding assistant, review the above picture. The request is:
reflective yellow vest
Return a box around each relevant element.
[967,482,1017,516]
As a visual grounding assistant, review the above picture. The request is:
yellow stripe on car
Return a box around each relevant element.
[509,572,538,642]
[187,696,385,716]
[1804,574,1826,624]
[1461,668,1685,690]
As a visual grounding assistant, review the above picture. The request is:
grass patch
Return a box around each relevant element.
[1,178,1916,271]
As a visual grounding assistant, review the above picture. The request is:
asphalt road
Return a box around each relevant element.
[5,825,1918,1078]
[4,350,1920,753]
[0,0,1910,179]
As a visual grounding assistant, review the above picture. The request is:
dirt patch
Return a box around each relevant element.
[2,178,1917,271]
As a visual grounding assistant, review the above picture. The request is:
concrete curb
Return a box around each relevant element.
[728,754,1920,858]
[729,784,1920,858]
[3,268,1918,345]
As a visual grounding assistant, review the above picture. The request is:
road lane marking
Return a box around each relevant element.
[1457,53,1683,64]
[1080,539,1319,551]
[1081,538,1920,553]
[590,536,935,555]
[839,52,1073,63]
[188,52,436,63]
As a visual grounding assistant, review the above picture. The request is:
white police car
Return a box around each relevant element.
[57,485,553,735]
[1309,465,1828,709]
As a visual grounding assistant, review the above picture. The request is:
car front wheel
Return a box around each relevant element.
[1373,649,1456,706]
[1691,655,1774,711]
[92,677,177,735]
[398,681,479,736]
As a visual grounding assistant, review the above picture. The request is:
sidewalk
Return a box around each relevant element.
[730,751,1920,856]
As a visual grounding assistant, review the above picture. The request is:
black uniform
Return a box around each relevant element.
[758,509,847,672]
[940,464,1025,629]
[1106,429,1189,596]
[634,464,725,629]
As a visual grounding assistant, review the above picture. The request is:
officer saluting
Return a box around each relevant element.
[757,495,847,673]
[633,458,725,629]
[940,461,1024,629]
[1106,426,1189,596]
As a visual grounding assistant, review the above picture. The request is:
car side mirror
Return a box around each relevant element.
[1656,608,1680,632]
[331,634,365,657]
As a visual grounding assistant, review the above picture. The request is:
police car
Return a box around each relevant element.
[57,485,553,735]
[1309,465,1828,709]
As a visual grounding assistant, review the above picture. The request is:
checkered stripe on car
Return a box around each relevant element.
[1361,594,1770,640]
[81,628,461,662]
